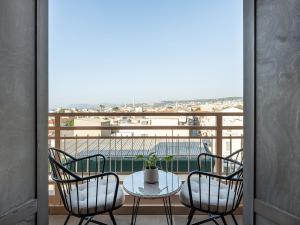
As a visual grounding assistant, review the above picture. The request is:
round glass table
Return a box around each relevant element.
[123,170,182,225]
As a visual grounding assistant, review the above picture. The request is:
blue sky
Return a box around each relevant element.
[49,0,243,108]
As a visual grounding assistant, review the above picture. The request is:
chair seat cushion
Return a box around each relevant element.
[67,178,125,215]
[179,176,237,213]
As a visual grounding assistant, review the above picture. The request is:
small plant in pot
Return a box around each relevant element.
[136,153,173,184]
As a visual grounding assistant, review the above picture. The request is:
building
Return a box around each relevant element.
[73,118,111,137]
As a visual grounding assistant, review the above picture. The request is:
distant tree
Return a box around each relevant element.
[65,119,74,127]
[192,107,202,112]
[98,104,105,111]
[112,107,120,112]
[235,104,243,110]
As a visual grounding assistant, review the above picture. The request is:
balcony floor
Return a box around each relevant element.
[50,214,243,225]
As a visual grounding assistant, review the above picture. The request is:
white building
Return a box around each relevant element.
[73,118,111,137]
[221,107,243,157]
[115,116,190,137]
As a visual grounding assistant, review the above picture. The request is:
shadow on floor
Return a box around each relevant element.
[50,214,243,225]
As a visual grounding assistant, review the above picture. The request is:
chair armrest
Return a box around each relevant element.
[197,152,230,161]
[188,170,225,181]
[80,171,119,182]
[80,172,120,209]
[76,153,106,162]
[197,153,242,171]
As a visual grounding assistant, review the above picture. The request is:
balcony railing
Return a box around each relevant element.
[48,112,243,209]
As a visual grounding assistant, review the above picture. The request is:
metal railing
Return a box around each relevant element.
[48,112,243,205]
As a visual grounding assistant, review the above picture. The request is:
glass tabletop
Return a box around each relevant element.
[123,170,182,198]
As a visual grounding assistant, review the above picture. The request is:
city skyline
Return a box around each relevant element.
[49,0,243,108]
[50,96,243,110]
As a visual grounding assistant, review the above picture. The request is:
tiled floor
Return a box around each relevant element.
[50,214,243,225]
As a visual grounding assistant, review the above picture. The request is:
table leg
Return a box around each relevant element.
[130,197,140,225]
[163,197,174,225]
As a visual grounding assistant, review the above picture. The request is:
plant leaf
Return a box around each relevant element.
[164,155,173,161]
[136,155,145,160]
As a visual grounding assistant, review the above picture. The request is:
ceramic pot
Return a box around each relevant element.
[144,167,159,183]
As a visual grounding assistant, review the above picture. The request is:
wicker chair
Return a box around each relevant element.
[180,150,243,225]
[48,148,125,225]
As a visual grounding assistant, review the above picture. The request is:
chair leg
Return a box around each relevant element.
[78,218,85,225]
[212,219,220,225]
[64,214,71,225]
[208,214,220,225]
[109,211,117,225]
[220,216,227,225]
[89,218,107,225]
[187,208,195,225]
[192,216,221,225]
[231,214,238,225]
[83,217,93,225]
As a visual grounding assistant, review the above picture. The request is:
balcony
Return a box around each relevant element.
[48,112,244,224]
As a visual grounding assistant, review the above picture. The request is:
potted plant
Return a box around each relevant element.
[136,152,173,183]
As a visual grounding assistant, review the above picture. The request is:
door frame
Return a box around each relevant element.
[36,1,256,224]
[36,0,49,224]
[244,1,300,224]
[243,0,255,225]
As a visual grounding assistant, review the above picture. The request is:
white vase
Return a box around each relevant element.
[144,167,159,183]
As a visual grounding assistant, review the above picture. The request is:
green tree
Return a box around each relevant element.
[65,119,74,127]
[112,107,120,111]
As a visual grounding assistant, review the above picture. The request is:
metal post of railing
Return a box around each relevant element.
[86,134,89,173]
[75,134,78,173]
[177,135,179,173]
[216,114,223,175]
[199,135,202,153]
[142,136,145,169]
[188,135,190,172]
[97,134,100,173]
[210,133,214,154]
[63,134,66,152]
[230,134,232,155]
[154,134,157,154]
[171,129,174,173]
[114,133,117,173]
[131,133,134,172]
[54,115,60,149]
[165,134,168,155]
[241,134,244,148]
[165,134,168,171]
[120,134,123,173]
[109,135,112,172]
[97,134,100,155]
[143,137,145,154]
[75,134,78,155]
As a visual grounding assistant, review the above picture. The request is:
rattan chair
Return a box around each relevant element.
[48,148,125,225]
[180,150,243,225]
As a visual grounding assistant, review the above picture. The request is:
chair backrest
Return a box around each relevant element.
[48,148,81,213]
[189,155,243,215]
[48,148,120,216]
[48,148,79,181]
[226,148,244,164]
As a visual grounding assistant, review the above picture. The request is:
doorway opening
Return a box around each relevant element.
[48,1,244,225]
